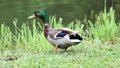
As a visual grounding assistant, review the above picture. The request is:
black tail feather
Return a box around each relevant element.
[69,34,83,40]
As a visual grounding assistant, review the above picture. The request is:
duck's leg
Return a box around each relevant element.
[54,46,58,52]
[65,48,67,51]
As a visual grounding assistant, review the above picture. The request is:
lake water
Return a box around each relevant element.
[0,0,108,28]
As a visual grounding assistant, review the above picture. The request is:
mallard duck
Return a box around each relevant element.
[28,9,83,52]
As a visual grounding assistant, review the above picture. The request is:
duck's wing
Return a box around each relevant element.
[48,28,83,41]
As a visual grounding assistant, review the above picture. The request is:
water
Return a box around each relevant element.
[0,0,105,28]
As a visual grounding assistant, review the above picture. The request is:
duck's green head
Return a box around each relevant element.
[28,9,49,23]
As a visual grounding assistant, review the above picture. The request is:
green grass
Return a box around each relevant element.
[0,7,120,68]
[0,42,120,68]
[88,7,119,43]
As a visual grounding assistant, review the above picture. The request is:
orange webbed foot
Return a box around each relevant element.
[54,46,58,52]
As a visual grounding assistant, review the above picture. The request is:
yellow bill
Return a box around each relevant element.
[28,14,35,19]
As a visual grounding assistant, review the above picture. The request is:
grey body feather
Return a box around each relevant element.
[47,28,82,49]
